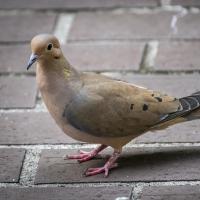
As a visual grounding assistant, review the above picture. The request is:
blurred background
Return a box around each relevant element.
[0,0,200,199]
[1,0,200,142]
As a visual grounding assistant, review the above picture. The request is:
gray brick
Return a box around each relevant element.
[0,44,34,74]
[140,185,200,200]
[0,76,37,108]
[0,0,159,10]
[154,42,200,71]
[173,13,200,39]
[134,120,200,144]
[63,42,144,71]
[68,11,175,41]
[0,14,56,42]
[0,112,78,144]
[0,186,132,200]
[35,147,200,183]
[0,149,25,183]
[171,0,200,7]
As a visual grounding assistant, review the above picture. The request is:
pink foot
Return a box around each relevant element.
[65,144,107,163]
[84,149,121,177]
[85,163,118,177]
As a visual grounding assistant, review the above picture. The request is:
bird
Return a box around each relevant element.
[27,34,200,177]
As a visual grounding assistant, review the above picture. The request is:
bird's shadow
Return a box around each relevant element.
[76,146,200,181]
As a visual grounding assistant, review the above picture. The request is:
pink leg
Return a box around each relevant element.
[84,149,121,177]
[65,144,107,163]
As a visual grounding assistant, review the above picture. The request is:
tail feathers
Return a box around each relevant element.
[158,91,200,124]
[185,91,200,120]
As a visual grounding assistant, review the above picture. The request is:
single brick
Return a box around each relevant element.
[172,13,200,39]
[0,0,159,10]
[0,76,37,108]
[0,186,132,200]
[63,42,144,71]
[0,148,25,183]
[0,44,34,74]
[68,11,175,41]
[154,41,200,71]
[0,13,56,42]
[134,120,200,144]
[35,147,200,183]
[171,0,200,7]
[0,112,79,144]
[140,185,200,200]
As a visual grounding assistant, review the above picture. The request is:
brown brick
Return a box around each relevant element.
[140,185,200,200]
[154,42,200,71]
[0,44,34,74]
[35,147,200,183]
[171,0,200,7]
[0,0,159,10]
[68,11,175,41]
[63,42,144,71]
[0,149,25,183]
[0,112,79,144]
[0,76,37,108]
[0,186,132,200]
[173,13,200,39]
[0,13,56,42]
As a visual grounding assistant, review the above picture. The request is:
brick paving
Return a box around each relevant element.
[63,42,144,71]
[35,147,200,184]
[0,0,200,199]
[0,186,132,200]
[0,149,25,183]
[0,14,57,42]
[140,185,200,200]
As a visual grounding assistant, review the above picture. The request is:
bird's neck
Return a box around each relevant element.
[36,57,82,126]
[36,57,80,91]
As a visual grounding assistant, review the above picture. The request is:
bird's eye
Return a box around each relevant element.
[47,43,53,50]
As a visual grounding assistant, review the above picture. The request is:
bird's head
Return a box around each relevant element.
[27,34,62,70]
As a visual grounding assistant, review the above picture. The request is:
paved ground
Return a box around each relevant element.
[0,0,200,199]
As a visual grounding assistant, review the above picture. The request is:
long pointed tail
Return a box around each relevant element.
[154,91,200,129]
[184,91,200,120]
[152,91,200,131]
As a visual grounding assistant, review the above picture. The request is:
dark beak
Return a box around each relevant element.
[27,53,38,70]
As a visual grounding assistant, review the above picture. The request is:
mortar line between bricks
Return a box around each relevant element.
[53,13,75,45]
[1,180,200,189]
[139,40,159,73]
[1,38,200,46]
[0,70,200,79]
[1,142,200,150]
[133,181,200,200]
[0,6,199,15]
[19,149,41,186]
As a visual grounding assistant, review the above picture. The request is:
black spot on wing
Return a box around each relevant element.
[143,104,148,111]
[130,104,134,110]
[155,97,162,102]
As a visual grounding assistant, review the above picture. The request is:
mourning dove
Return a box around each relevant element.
[27,34,200,177]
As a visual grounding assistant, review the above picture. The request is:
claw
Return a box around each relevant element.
[84,163,118,177]
[64,144,107,163]
[66,146,121,177]
[84,151,120,177]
